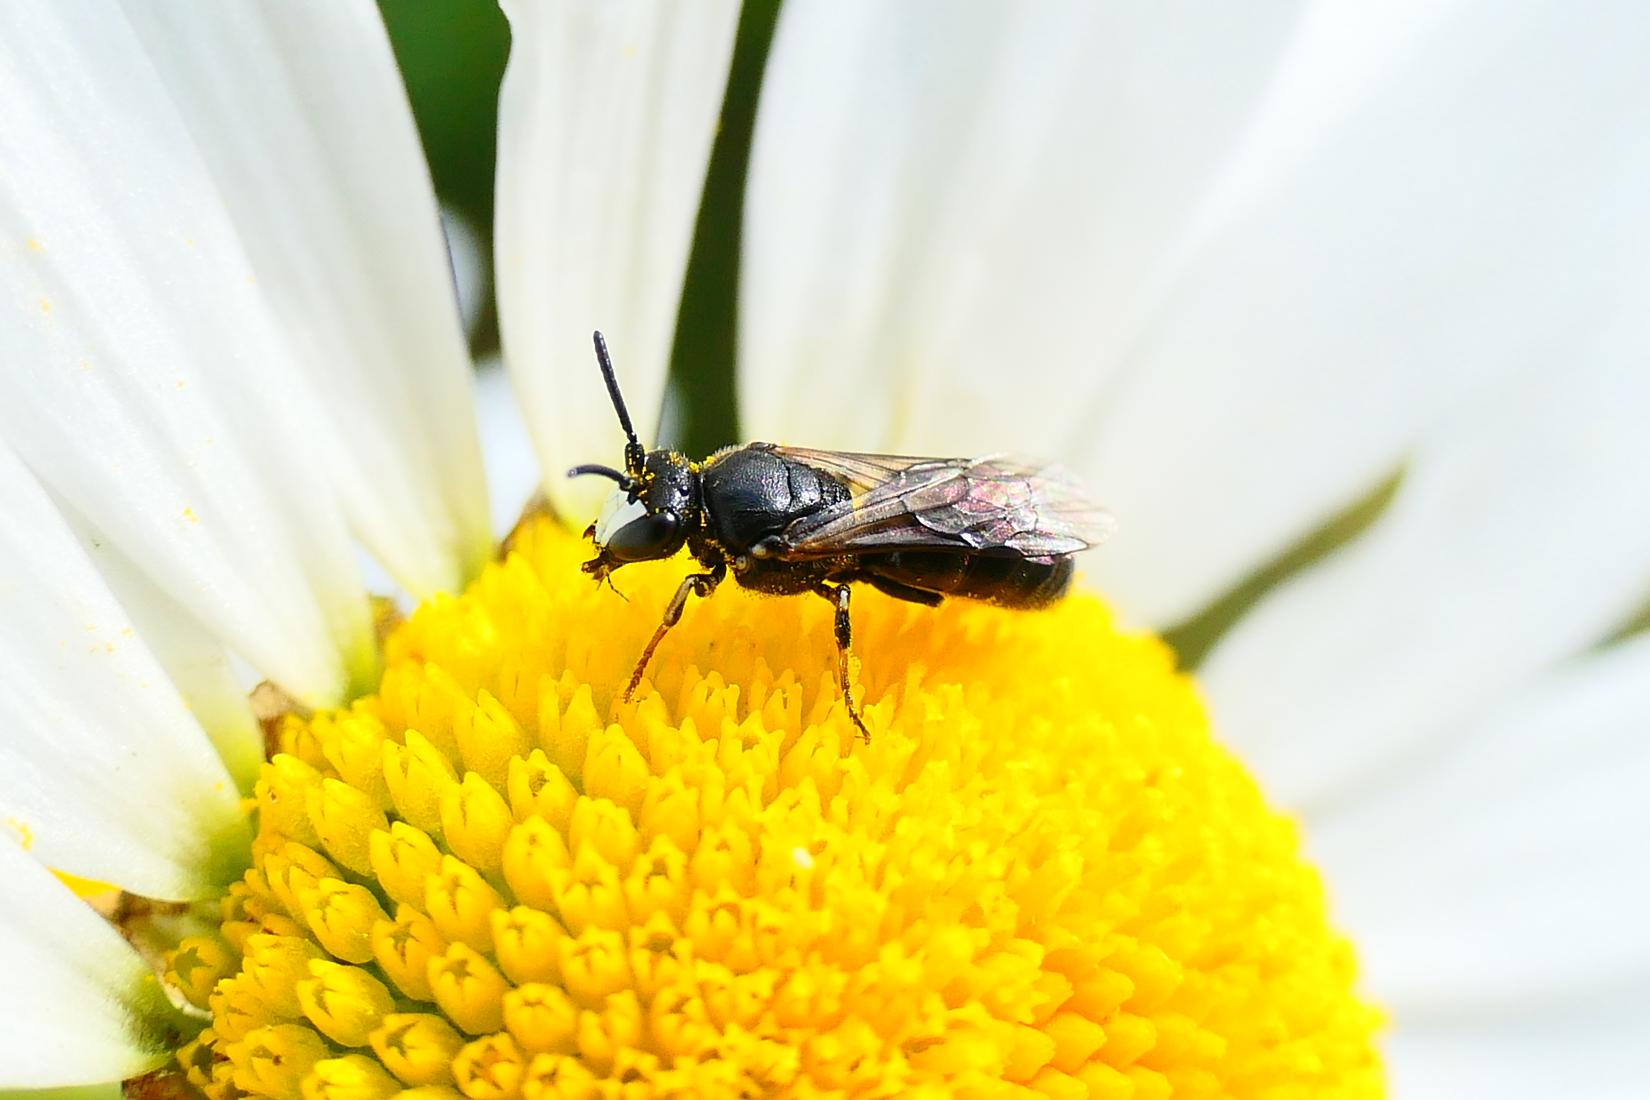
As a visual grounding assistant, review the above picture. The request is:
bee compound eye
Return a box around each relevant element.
[605,512,682,562]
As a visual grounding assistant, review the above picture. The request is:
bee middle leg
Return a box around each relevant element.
[624,563,726,702]
[814,582,871,742]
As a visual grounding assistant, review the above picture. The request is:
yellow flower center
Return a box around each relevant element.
[169,519,1381,1098]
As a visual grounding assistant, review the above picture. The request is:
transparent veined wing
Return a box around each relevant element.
[768,446,1116,560]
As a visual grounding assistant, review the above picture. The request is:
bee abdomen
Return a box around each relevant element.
[863,551,1074,609]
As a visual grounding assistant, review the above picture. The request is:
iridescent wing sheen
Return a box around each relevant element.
[768,445,1117,560]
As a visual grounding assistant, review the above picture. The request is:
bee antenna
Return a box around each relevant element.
[566,463,635,490]
[592,331,644,473]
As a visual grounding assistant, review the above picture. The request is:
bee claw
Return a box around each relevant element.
[845,699,872,743]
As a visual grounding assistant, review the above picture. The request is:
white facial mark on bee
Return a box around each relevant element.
[593,489,648,546]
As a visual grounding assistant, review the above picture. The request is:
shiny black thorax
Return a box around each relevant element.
[689,443,853,595]
[689,443,1072,607]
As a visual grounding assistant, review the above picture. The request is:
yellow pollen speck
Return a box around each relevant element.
[187,519,1381,1096]
[25,236,43,251]
[6,818,34,850]
[38,297,51,313]
[182,506,200,524]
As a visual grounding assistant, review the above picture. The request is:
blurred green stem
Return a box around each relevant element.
[663,0,784,455]
[1164,469,1405,669]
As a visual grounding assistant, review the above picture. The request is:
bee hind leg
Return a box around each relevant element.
[624,563,725,702]
[863,574,943,607]
[815,582,871,742]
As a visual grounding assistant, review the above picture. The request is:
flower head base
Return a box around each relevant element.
[172,520,1380,1097]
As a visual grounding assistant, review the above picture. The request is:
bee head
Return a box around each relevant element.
[567,333,699,578]
[577,449,698,571]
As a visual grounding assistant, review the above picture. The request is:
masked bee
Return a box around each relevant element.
[570,331,1115,739]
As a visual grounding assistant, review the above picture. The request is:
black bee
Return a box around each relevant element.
[570,332,1115,739]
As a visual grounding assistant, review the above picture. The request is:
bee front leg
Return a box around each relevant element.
[624,563,726,702]
[815,582,871,742]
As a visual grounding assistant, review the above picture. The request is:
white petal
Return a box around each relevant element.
[475,359,544,538]
[64,509,262,793]
[0,1,375,705]
[1387,999,1650,1100]
[0,836,177,1087]
[118,1,494,596]
[1076,0,1650,623]
[1312,633,1650,1013]
[1161,0,1461,258]
[495,0,740,518]
[0,442,248,899]
[444,207,489,338]
[1202,346,1650,814]
[740,0,1303,455]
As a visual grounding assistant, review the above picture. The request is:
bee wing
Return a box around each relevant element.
[763,446,921,495]
[770,446,1116,560]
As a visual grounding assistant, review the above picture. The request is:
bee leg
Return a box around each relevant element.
[815,582,871,742]
[623,563,725,702]
[863,574,944,607]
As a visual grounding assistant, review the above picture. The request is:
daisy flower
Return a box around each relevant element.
[2,2,1646,1098]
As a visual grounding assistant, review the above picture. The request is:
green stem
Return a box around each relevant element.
[664,0,785,456]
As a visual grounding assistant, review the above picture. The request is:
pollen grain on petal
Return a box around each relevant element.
[187,519,1382,1096]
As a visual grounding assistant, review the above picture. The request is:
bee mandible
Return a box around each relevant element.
[569,332,1116,739]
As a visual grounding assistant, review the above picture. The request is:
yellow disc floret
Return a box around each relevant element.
[175,519,1381,1098]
